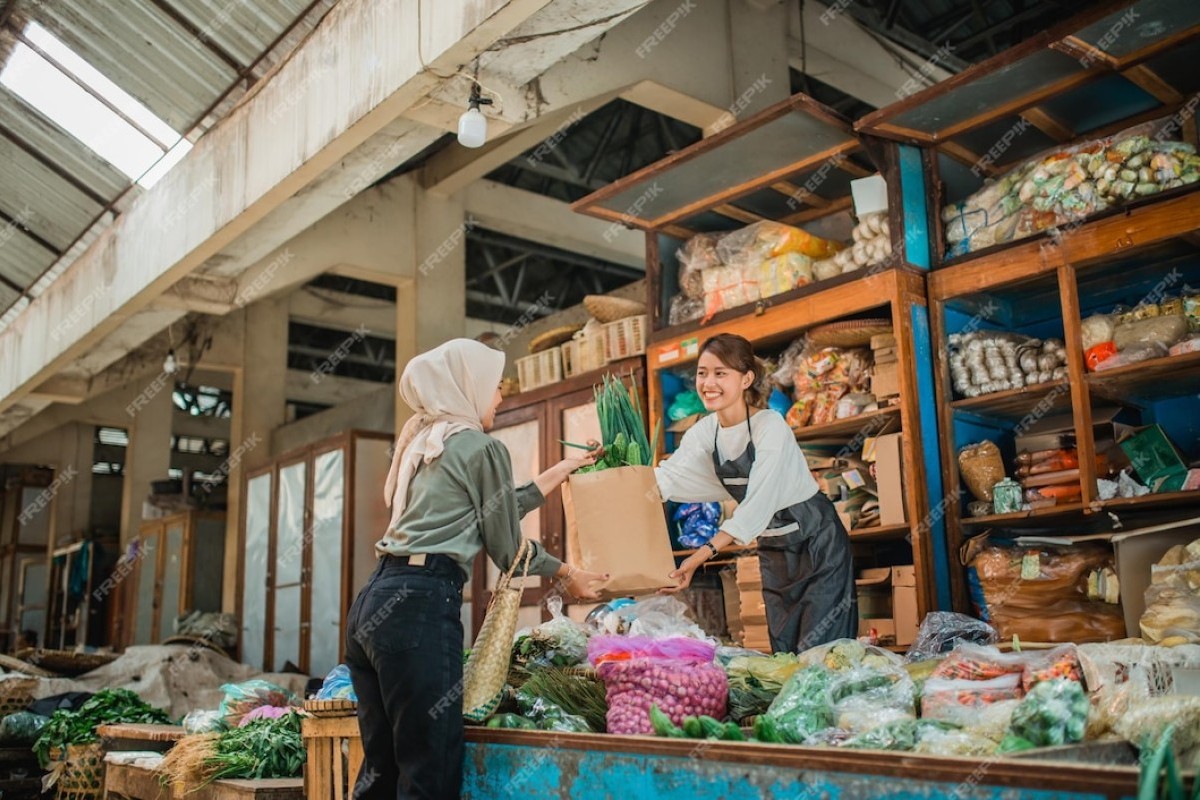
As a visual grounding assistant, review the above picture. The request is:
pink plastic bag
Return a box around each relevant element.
[587,635,716,666]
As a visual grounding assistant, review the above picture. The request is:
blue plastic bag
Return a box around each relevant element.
[674,502,721,548]
[316,664,356,701]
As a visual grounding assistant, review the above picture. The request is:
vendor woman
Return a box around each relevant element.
[655,333,857,653]
[345,338,606,800]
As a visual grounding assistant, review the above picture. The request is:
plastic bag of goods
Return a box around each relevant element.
[914,728,999,757]
[1078,643,1200,739]
[1021,645,1083,691]
[1140,538,1200,644]
[957,441,1006,502]
[998,678,1088,752]
[182,709,226,734]
[315,664,356,701]
[0,711,49,744]
[677,233,723,299]
[759,253,814,298]
[966,540,1128,643]
[800,638,904,672]
[905,611,998,662]
[724,652,801,723]
[513,595,589,669]
[828,662,916,733]
[701,263,759,320]
[219,680,299,728]
[668,295,704,326]
[751,665,833,744]
[843,719,959,751]
[716,221,843,266]
[588,636,726,735]
[930,644,1030,681]
[920,673,1023,726]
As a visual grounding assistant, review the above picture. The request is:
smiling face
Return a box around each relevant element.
[482,386,503,431]
[696,350,753,415]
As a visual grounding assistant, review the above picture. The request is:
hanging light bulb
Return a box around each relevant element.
[163,349,178,375]
[457,81,493,149]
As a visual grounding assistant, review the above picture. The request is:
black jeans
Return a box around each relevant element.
[345,555,466,800]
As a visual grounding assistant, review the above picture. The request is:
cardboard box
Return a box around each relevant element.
[856,567,892,618]
[1015,407,1133,454]
[858,617,896,640]
[720,570,743,638]
[1119,425,1190,493]
[871,360,900,398]
[892,565,918,647]
[1111,517,1200,637]
[870,433,907,526]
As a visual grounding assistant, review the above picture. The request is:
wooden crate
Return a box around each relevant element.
[561,333,607,378]
[301,714,363,800]
[106,761,302,800]
[515,350,563,393]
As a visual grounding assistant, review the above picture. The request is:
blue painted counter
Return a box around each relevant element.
[463,730,1143,799]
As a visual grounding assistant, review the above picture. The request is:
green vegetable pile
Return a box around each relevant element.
[724,654,800,723]
[518,669,607,732]
[514,690,593,733]
[579,375,659,471]
[752,666,833,744]
[843,719,959,751]
[34,689,171,767]
[649,705,744,741]
[999,679,1088,753]
[206,711,306,781]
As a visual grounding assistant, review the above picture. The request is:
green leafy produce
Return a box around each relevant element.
[205,711,305,781]
[518,669,607,733]
[516,686,594,733]
[754,666,832,744]
[683,716,704,739]
[34,689,170,767]
[843,719,958,751]
[698,715,726,739]
[829,673,895,704]
[487,714,537,730]
[1002,679,1088,750]
[581,375,660,471]
[725,653,800,722]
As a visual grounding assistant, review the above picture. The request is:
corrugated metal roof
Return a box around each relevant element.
[0,0,330,319]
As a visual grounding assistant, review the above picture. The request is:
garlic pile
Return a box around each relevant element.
[948,332,1068,398]
[813,212,892,280]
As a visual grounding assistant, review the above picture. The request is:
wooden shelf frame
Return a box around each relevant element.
[927,189,1200,613]
[646,266,946,622]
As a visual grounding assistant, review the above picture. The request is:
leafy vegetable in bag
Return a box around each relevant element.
[753,666,832,744]
[1000,679,1088,752]
[0,711,49,745]
[843,719,959,752]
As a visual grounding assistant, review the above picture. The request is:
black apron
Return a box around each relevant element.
[713,412,858,653]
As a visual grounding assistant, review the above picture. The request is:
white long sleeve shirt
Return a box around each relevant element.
[654,409,821,545]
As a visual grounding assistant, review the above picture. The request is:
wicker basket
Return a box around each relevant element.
[0,676,36,717]
[806,319,893,348]
[515,350,563,393]
[303,698,357,718]
[561,332,607,377]
[529,325,581,354]
[584,295,645,324]
[48,743,105,800]
[603,315,648,361]
[13,649,116,676]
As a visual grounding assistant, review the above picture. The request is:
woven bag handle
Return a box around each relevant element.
[488,538,533,612]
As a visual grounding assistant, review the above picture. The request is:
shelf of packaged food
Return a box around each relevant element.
[949,380,1071,421]
[1086,349,1200,401]
[792,406,901,443]
[960,502,1089,528]
[847,522,912,541]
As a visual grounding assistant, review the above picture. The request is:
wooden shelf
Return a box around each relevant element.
[1093,489,1200,514]
[960,502,1088,528]
[673,543,756,558]
[1087,350,1200,401]
[950,380,1070,421]
[793,406,901,442]
[848,523,911,540]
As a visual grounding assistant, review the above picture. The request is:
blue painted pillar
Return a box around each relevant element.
[897,144,953,611]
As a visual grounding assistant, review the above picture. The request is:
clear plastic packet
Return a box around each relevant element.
[914,728,999,757]
[1093,340,1170,370]
[0,711,49,744]
[182,709,226,734]
[1021,644,1082,691]
[677,233,723,299]
[920,673,1023,725]
[515,688,595,733]
[716,221,842,267]
[613,595,712,641]
[799,638,903,672]
[931,644,1031,681]
[905,611,998,662]
[315,664,356,701]
[513,596,589,669]
[1002,678,1088,750]
[218,679,298,728]
[754,665,833,744]
[828,664,916,733]
[668,294,704,326]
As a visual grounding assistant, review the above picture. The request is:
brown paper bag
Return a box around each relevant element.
[563,465,676,598]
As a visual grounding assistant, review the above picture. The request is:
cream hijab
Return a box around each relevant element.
[384,339,505,525]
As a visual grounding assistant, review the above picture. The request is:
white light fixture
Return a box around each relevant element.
[163,349,178,375]
[457,81,492,149]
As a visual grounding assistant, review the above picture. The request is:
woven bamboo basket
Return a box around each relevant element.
[48,743,105,800]
[806,319,893,348]
[529,325,581,354]
[584,295,645,324]
[13,649,116,677]
[0,676,37,717]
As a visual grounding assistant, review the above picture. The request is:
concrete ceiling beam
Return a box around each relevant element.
[289,287,397,337]
[284,368,386,407]
[27,376,90,405]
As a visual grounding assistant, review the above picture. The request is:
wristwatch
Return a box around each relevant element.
[703,541,719,558]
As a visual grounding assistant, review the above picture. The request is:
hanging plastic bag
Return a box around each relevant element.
[315,664,356,701]
[219,680,298,728]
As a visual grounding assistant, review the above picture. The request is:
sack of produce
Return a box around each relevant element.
[931,644,1029,681]
[589,636,726,735]
[957,441,1006,502]
[701,263,759,320]
[920,673,1023,725]
[752,665,833,744]
[998,679,1088,752]
[218,680,298,729]
[1140,540,1200,644]
[800,638,903,672]
[1021,645,1082,691]
[828,663,916,733]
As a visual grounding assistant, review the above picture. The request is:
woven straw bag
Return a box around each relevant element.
[462,540,532,722]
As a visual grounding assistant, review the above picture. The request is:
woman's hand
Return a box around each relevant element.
[659,553,704,595]
[557,564,608,601]
[535,441,604,498]
[558,440,604,473]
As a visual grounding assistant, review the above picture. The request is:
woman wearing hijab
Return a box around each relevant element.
[345,339,606,800]
[655,333,856,654]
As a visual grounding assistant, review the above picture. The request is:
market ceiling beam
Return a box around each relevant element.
[283,369,386,408]
[463,180,645,269]
[288,288,397,339]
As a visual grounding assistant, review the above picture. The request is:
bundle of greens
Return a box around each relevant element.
[517,669,607,733]
[34,689,171,767]
[725,653,801,723]
[580,375,660,471]
[752,666,832,744]
[205,711,306,781]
